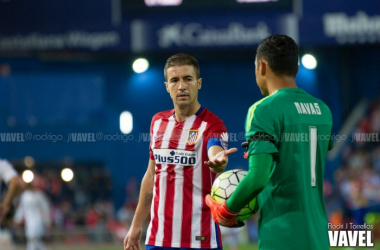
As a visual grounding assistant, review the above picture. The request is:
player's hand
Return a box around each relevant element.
[205,195,244,228]
[204,148,238,171]
[124,226,142,250]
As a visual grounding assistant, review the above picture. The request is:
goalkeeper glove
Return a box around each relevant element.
[205,195,244,228]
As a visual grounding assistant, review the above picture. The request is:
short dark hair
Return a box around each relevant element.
[164,53,200,80]
[256,34,299,77]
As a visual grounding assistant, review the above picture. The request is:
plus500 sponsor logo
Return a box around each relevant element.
[153,149,197,166]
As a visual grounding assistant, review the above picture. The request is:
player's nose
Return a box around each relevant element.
[178,79,187,90]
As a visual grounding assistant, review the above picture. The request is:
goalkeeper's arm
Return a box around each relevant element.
[226,153,272,212]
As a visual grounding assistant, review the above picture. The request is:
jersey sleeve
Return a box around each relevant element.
[245,102,279,157]
[0,160,17,184]
[205,122,228,151]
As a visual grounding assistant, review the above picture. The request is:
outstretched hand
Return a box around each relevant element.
[204,148,237,171]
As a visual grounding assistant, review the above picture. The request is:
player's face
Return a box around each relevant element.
[165,65,202,108]
[255,57,269,96]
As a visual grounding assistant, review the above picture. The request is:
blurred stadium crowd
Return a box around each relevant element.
[324,97,380,238]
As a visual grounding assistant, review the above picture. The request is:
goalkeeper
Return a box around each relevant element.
[206,35,333,250]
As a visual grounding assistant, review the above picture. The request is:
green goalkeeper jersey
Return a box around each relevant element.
[245,88,333,250]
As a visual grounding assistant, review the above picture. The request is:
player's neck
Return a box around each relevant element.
[267,77,297,95]
[174,102,201,122]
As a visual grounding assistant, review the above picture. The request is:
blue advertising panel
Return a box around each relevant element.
[123,0,293,14]
[129,13,299,53]
[0,0,128,51]
[0,25,129,52]
[0,0,111,30]
[0,0,379,51]
[300,0,380,45]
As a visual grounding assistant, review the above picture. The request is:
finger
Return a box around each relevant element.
[224,148,238,156]
[205,161,217,168]
[136,243,142,250]
[124,238,131,249]
[205,195,216,207]
[213,160,221,165]
[126,245,135,250]
[126,243,135,250]
[127,241,139,250]
[213,159,226,165]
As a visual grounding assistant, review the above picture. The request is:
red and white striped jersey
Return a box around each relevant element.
[146,107,227,249]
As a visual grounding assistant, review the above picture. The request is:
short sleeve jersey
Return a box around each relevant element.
[147,106,228,249]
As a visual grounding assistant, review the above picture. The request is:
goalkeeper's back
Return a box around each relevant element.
[250,88,332,250]
[241,34,333,249]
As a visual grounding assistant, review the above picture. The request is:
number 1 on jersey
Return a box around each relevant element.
[310,127,317,187]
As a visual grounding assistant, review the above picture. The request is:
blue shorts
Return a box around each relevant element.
[146,245,223,250]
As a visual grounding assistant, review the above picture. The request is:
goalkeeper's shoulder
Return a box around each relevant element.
[246,96,275,123]
[247,94,278,114]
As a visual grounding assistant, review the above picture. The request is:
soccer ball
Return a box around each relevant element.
[211,169,259,221]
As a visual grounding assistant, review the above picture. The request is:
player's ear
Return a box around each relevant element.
[260,60,267,76]
[197,78,202,90]
[164,82,170,93]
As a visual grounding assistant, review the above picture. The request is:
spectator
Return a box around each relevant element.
[14,182,51,250]
[0,159,21,225]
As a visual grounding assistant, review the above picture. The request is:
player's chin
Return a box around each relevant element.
[176,100,190,107]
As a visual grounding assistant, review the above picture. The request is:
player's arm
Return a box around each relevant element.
[124,159,155,250]
[205,146,237,173]
[226,153,272,212]
[0,176,21,223]
[206,102,277,227]
[204,123,237,173]
[227,102,277,210]
[206,153,272,227]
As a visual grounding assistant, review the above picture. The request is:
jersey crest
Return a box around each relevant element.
[187,130,199,145]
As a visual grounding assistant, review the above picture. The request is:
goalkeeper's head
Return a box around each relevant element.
[254,35,299,96]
